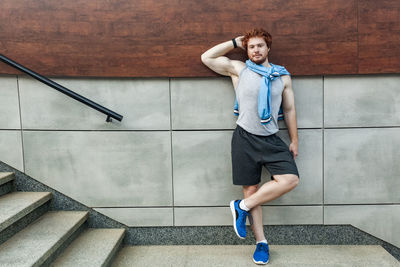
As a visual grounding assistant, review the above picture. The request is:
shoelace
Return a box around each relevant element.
[257,243,269,252]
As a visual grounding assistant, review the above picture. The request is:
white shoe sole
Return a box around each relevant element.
[253,258,269,265]
[230,200,245,239]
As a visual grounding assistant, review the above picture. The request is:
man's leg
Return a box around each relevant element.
[243,185,265,242]
[244,174,299,210]
[231,174,298,239]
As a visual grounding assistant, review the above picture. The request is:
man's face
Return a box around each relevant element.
[247,37,270,65]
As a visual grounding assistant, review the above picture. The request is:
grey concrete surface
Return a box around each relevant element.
[23,131,172,207]
[325,75,400,127]
[110,224,400,261]
[95,207,173,227]
[0,172,14,196]
[0,201,50,247]
[324,128,400,204]
[289,76,323,128]
[0,192,52,231]
[171,77,237,130]
[0,161,126,230]
[52,228,125,267]
[325,205,400,248]
[172,130,241,206]
[0,172,14,185]
[0,211,88,267]
[112,245,400,267]
[174,206,322,226]
[172,130,322,206]
[0,130,23,172]
[0,75,20,129]
[18,76,170,130]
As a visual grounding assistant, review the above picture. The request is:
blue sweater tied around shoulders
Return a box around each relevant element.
[234,60,290,125]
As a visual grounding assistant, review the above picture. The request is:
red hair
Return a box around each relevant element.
[242,28,272,50]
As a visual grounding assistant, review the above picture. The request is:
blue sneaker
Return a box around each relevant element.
[253,242,270,265]
[229,200,250,239]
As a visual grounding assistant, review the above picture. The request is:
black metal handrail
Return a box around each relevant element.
[0,54,123,122]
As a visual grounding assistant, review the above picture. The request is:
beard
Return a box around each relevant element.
[249,54,268,65]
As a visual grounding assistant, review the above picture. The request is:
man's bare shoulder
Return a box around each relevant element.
[281,74,291,80]
[281,75,292,89]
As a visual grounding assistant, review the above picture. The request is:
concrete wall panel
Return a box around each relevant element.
[0,76,20,129]
[286,76,323,128]
[0,130,23,172]
[171,78,236,130]
[95,208,173,227]
[172,131,241,206]
[19,76,170,130]
[325,205,400,247]
[325,75,400,127]
[175,206,322,226]
[23,131,172,207]
[325,128,400,204]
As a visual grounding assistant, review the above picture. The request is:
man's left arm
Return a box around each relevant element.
[281,75,298,159]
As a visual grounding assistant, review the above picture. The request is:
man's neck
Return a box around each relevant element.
[249,58,271,68]
[262,58,271,68]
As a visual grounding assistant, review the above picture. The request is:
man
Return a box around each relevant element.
[201,28,300,265]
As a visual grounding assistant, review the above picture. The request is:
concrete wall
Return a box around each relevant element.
[0,74,399,247]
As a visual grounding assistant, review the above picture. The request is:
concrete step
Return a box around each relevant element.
[0,211,88,267]
[0,172,14,185]
[0,192,52,232]
[0,172,14,196]
[52,228,126,267]
[112,245,400,267]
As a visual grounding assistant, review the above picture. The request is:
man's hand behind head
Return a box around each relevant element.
[235,36,245,50]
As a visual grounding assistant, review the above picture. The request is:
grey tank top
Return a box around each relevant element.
[234,67,284,136]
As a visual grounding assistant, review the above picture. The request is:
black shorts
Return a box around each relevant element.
[231,125,299,185]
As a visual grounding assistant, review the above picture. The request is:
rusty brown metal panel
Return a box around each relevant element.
[358,0,400,74]
[0,0,358,77]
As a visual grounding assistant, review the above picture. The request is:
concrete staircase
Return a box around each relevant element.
[0,172,125,267]
[1,171,399,266]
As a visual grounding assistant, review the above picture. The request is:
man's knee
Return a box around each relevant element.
[285,174,299,190]
[275,174,299,190]
[243,184,259,197]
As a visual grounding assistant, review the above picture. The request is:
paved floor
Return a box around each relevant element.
[112,245,399,267]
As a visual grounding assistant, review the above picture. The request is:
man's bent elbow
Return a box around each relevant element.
[201,53,209,65]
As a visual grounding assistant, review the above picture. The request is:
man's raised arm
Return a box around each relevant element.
[201,37,245,78]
